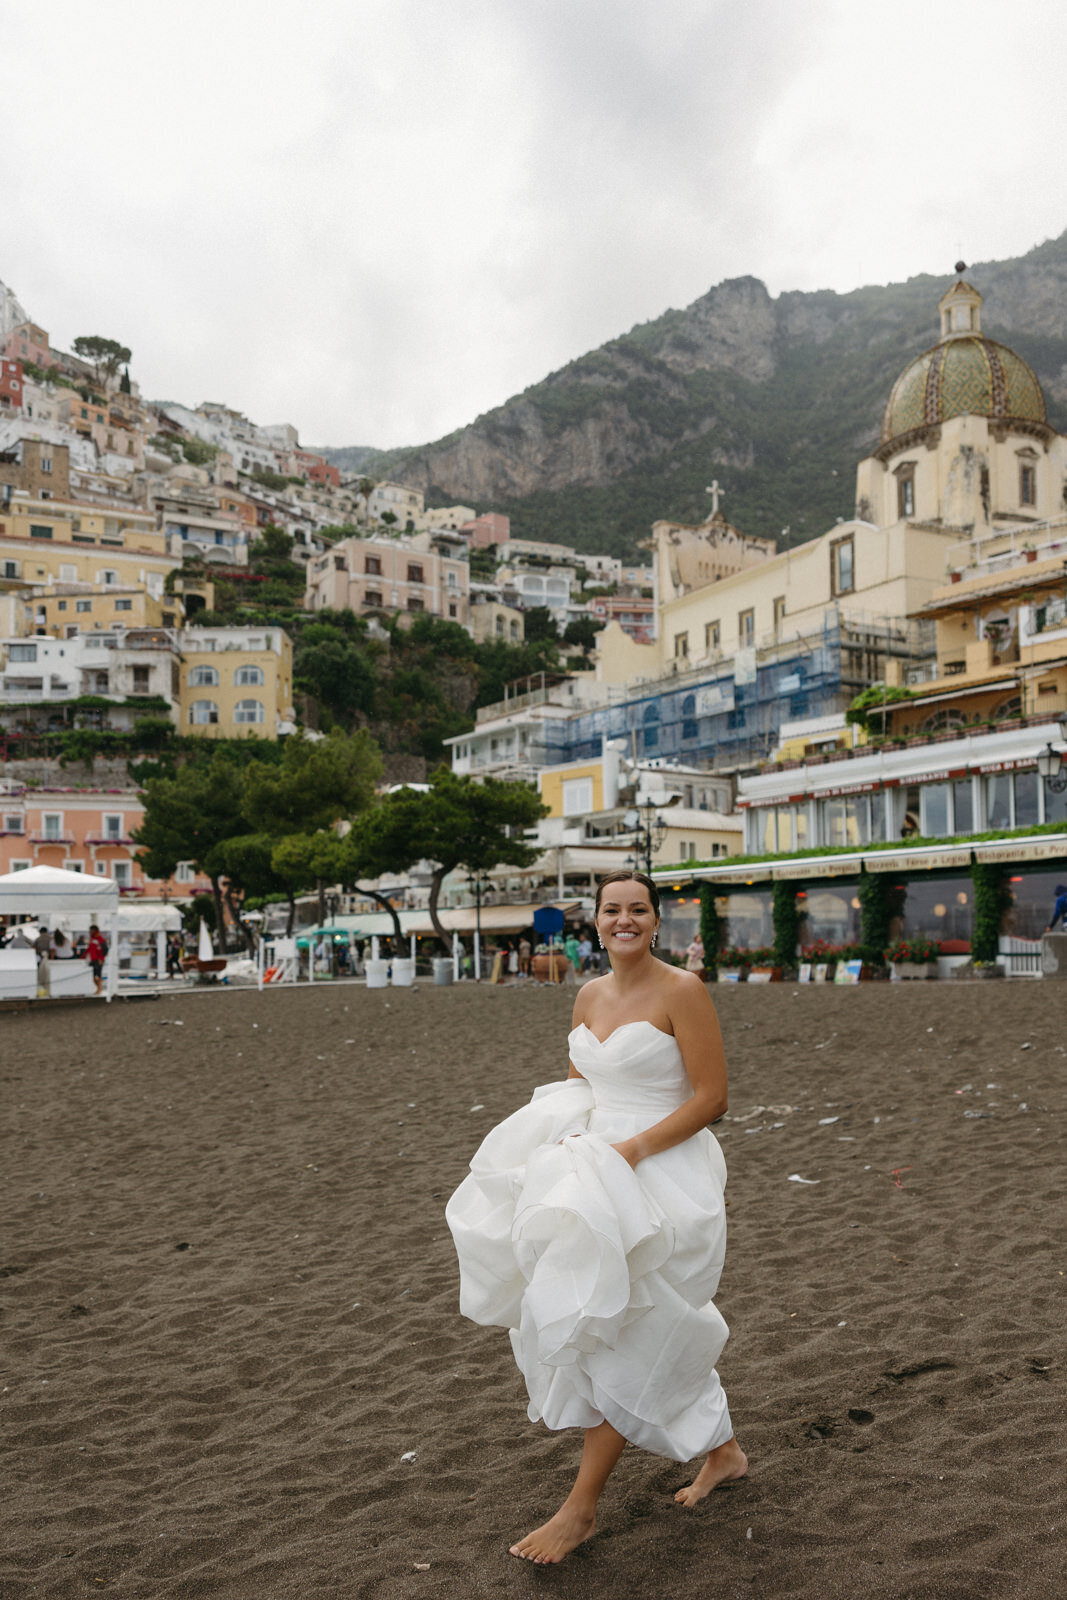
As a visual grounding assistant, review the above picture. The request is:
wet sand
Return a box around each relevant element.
[2,979,1064,1599]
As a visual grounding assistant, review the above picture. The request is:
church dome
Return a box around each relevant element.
[879,270,1046,450]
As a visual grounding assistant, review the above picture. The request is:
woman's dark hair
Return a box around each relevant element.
[594,870,661,919]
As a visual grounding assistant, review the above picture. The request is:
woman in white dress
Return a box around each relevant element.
[447,870,746,1564]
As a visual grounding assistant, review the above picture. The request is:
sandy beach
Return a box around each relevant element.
[2,978,1064,1599]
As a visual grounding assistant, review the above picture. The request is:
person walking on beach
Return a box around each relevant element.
[86,924,108,996]
[448,869,745,1564]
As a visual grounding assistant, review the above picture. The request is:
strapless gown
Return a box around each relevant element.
[446,1021,732,1461]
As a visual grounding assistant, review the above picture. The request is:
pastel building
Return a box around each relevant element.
[178,626,294,738]
[0,630,181,728]
[0,783,212,898]
[305,534,470,625]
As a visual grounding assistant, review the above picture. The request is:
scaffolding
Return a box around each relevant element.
[556,610,934,771]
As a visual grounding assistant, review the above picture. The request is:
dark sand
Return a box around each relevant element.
[2,979,1064,1599]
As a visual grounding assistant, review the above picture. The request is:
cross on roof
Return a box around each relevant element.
[705,480,724,516]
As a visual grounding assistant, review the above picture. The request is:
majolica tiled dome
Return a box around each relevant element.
[881,332,1046,447]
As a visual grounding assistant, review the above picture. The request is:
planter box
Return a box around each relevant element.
[890,962,938,980]
[748,966,784,983]
[531,952,570,983]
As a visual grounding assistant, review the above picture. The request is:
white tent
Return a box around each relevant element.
[0,864,119,916]
[0,865,119,999]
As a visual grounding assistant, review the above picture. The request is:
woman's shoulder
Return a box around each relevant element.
[571,972,612,1023]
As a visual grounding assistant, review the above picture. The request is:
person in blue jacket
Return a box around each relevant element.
[1046,884,1067,932]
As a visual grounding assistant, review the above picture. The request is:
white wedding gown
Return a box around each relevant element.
[446,1021,733,1461]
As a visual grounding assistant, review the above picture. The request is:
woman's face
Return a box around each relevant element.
[596,880,659,955]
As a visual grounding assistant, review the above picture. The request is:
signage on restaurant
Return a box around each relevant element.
[864,848,973,873]
[974,837,1067,864]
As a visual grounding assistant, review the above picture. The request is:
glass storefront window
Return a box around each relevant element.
[1013,770,1039,829]
[902,874,973,942]
[776,809,794,853]
[1043,777,1067,826]
[985,774,1012,830]
[762,811,777,852]
[720,891,773,950]
[795,806,809,849]
[822,798,846,848]
[953,779,973,834]
[802,888,862,946]
[922,783,950,838]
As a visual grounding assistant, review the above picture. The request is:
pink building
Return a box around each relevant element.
[0,785,212,899]
[0,360,24,411]
[460,512,510,549]
[0,322,54,370]
[305,534,471,626]
[589,593,655,642]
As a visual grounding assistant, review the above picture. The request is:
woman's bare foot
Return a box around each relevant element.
[509,1501,596,1563]
[674,1437,748,1507]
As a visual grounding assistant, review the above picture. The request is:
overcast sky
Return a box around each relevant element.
[5,0,1067,452]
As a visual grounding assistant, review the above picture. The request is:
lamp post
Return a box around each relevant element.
[1037,741,1067,794]
[466,870,493,980]
[623,797,671,875]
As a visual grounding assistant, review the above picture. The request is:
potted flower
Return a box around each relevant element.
[717,946,751,983]
[747,945,783,983]
[952,959,1004,980]
[885,934,941,979]
[531,942,569,983]
[802,938,838,982]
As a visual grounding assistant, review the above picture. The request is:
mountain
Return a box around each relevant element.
[323,232,1067,559]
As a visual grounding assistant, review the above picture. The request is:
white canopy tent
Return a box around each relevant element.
[0,865,120,1000]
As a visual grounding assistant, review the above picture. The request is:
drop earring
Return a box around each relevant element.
[651,931,658,949]
[597,932,604,948]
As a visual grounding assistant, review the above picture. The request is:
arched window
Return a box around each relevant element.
[920,708,965,734]
[235,664,264,686]
[189,700,219,725]
[234,698,265,724]
[188,664,218,686]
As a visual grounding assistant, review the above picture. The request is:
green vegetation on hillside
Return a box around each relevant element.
[326,233,1067,560]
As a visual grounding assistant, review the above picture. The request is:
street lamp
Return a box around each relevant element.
[622,795,677,874]
[1037,742,1067,793]
[466,869,493,979]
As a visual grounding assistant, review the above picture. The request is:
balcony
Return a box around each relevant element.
[29,829,76,844]
[84,832,136,846]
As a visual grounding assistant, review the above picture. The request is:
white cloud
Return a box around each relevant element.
[3,0,1066,450]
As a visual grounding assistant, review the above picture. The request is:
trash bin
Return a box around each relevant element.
[432,956,453,986]
[391,957,416,987]
[365,958,389,989]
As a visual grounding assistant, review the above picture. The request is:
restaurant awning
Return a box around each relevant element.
[658,830,1067,888]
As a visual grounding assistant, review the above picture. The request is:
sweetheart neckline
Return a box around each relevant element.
[570,1020,676,1047]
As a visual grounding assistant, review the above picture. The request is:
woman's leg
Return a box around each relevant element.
[673,1435,748,1507]
[509,1419,627,1563]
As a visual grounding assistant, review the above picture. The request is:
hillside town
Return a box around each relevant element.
[4,267,1067,978]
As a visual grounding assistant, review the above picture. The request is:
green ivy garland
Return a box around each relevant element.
[771,881,803,970]
[698,884,722,974]
[970,862,1012,964]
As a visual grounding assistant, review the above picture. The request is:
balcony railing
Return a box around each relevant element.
[29,830,76,844]
[84,832,136,846]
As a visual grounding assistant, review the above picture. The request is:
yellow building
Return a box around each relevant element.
[179,625,294,739]
[31,584,183,638]
[0,494,177,637]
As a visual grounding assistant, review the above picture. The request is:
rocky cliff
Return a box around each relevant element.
[327,232,1067,558]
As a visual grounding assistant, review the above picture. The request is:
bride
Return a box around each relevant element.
[447,869,746,1564]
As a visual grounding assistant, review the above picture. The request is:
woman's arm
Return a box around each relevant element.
[567,985,590,1078]
[611,972,727,1167]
